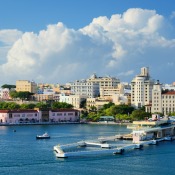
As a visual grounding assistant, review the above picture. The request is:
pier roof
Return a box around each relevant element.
[133,120,168,126]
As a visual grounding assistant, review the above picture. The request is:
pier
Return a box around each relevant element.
[53,116,175,158]
[53,133,167,158]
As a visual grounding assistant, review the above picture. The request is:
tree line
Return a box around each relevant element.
[0,101,73,110]
[81,102,152,122]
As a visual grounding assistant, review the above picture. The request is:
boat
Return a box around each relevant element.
[36,132,50,139]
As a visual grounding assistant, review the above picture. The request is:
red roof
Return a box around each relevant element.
[162,91,175,95]
[51,109,79,112]
[0,109,38,113]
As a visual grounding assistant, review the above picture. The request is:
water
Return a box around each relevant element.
[0,124,175,175]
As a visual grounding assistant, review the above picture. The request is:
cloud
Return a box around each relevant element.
[118,70,134,77]
[0,8,175,85]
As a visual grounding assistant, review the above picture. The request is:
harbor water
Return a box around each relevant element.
[0,124,175,175]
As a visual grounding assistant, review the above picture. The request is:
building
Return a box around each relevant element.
[146,81,175,116]
[0,109,80,124]
[49,109,80,122]
[131,67,154,108]
[162,91,175,115]
[100,84,124,97]
[70,80,99,98]
[86,73,120,88]
[86,97,111,110]
[69,95,87,109]
[0,109,39,123]
[0,88,11,100]
[59,93,87,109]
[16,80,37,94]
[34,94,54,102]
[151,80,162,114]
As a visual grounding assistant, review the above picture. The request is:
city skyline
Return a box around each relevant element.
[0,0,175,85]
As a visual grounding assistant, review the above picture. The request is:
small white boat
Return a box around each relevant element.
[36,132,50,139]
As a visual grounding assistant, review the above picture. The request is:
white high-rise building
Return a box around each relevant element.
[131,67,154,108]
[70,80,99,98]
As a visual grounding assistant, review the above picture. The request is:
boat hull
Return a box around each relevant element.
[36,136,50,139]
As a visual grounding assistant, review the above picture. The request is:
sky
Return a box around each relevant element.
[0,0,175,85]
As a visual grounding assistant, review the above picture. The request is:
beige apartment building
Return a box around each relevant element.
[16,80,37,94]
[87,73,120,88]
[145,81,175,116]
[100,84,124,97]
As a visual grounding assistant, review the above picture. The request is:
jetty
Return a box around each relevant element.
[53,114,175,158]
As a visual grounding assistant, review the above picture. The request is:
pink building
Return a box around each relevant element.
[0,110,39,124]
[0,109,80,124]
[49,109,80,122]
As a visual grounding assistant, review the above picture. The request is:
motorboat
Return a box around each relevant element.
[36,132,50,139]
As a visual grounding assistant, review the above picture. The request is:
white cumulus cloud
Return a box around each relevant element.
[0,8,175,85]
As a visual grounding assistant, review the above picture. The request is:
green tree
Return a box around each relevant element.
[1,84,16,89]
[17,91,33,100]
[35,102,49,109]
[169,112,175,116]
[87,112,98,122]
[20,103,36,109]
[101,102,115,110]
[9,91,18,99]
[131,110,151,121]
[0,102,20,110]
[51,102,73,109]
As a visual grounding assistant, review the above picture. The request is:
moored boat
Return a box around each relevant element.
[36,132,50,139]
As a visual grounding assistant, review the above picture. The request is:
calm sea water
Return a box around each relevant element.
[0,124,175,175]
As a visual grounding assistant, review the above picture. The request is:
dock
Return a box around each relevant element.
[53,134,167,158]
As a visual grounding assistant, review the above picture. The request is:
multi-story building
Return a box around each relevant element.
[86,73,120,88]
[86,97,111,110]
[131,67,154,108]
[146,81,175,116]
[100,84,124,97]
[162,91,175,115]
[59,93,87,109]
[0,109,80,124]
[16,80,37,94]
[151,80,162,114]
[70,80,99,98]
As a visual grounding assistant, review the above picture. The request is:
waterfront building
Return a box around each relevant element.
[0,108,80,124]
[49,109,80,122]
[0,109,39,123]
[16,80,37,94]
[131,67,154,108]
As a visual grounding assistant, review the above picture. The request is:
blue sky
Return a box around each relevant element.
[0,0,175,85]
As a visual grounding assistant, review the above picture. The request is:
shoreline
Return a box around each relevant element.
[0,121,130,126]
